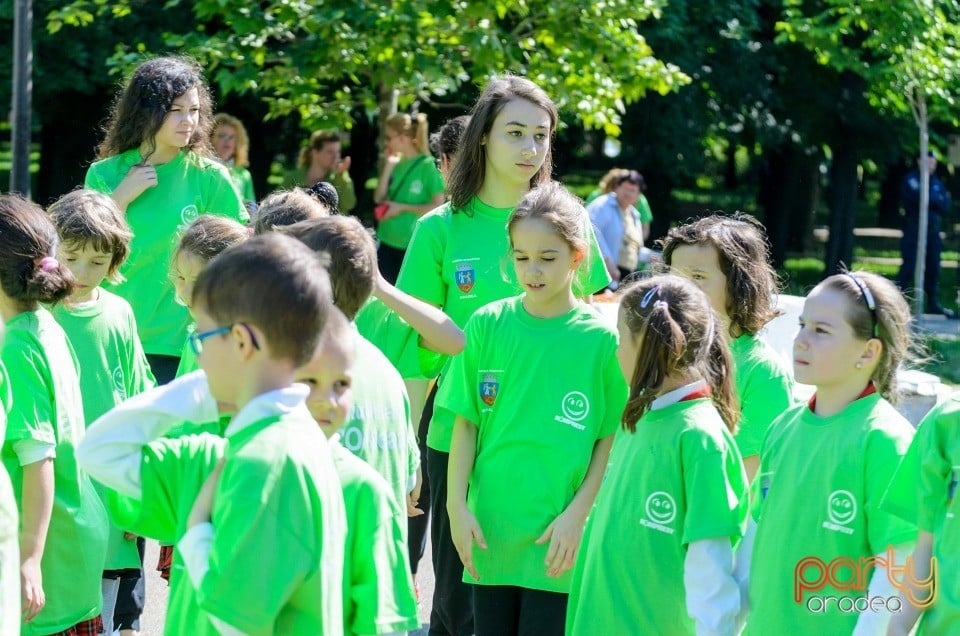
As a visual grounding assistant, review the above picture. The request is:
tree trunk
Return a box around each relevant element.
[914,97,930,317]
[825,142,859,274]
[11,0,33,197]
[758,144,805,268]
[724,139,739,190]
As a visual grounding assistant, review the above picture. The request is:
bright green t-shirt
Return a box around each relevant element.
[436,296,627,592]
[108,412,345,635]
[0,309,108,635]
[84,149,248,356]
[0,360,18,636]
[226,163,255,206]
[398,197,613,451]
[341,330,419,522]
[637,193,654,223]
[376,155,445,249]
[730,333,795,458]
[52,289,156,570]
[331,441,418,635]
[747,394,916,634]
[883,393,960,634]
[354,297,445,380]
[566,398,748,635]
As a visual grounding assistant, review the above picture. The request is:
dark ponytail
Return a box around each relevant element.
[0,195,76,309]
[619,275,739,432]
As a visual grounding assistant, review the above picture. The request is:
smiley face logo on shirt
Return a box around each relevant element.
[561,391,590,423]
[645,491,677,525]
[180,204,199,225]
[112,366,125,394]
[827,490,857,526]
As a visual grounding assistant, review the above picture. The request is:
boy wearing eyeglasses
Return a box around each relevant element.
[77,234,347,635]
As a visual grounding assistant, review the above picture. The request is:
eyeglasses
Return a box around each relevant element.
[188,323,261,356]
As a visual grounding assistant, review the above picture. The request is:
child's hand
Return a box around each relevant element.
[406,469,424,517]
[123,532,139,541]
[536,508,585,578]
[380,202,402,221]
[449,503,486,580]
[337,156,352,175]
[20,555,45,621]
[187,459,225,529]
[112,164,158,209]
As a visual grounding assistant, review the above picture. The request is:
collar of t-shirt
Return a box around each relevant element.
[223,384,311,438]
[650,379,709,411]
[807,382,877,412]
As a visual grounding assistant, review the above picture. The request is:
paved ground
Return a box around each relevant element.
[141,536,436,634]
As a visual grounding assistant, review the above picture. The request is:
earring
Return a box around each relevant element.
[855,362,863,369]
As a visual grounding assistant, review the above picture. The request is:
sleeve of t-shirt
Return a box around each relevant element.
[917,407,953,532]
[396,215,447,307]
[598,349,627,439]
[736,357,794,458]
[881,423,926,526]
[348,478,419,634]
[864,426,917,553]
[434,315,483,426]
[84,163,111,193]
[420,162,445,201]
[680,426,746,545]
[241,169,256,204]
[1,332,57,447]
[355,299,443,380]
[403,389,420,481]
[125,308,157,396]
[111,434,225,544]
[203,165,249,223]
[581,221,613,296]
[179,462,319,633]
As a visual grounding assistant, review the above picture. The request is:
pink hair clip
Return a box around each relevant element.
[38,256,59,272]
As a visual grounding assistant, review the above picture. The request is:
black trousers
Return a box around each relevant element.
[428,447,475,635]
[473,585,568,636]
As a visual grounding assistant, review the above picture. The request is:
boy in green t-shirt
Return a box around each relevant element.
[296,309,419,635]
[77,234,347,635]
[48,189,157,635]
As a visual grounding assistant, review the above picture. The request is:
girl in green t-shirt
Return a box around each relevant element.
[85,57,247,376]
[212,113,256,212]
[444,182,627,635]
[748,272,917,635]
[662,213,795,482]
[0,196,108,636]
[373,112,446,282]
[566,275,748,636]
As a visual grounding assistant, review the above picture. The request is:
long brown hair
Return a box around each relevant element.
[97,56,214,161]
[447,76,557,211]
[619,275,739,432]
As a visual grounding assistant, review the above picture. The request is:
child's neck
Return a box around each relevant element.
[658,371,703,397]
[811,379,874,417]
[0,292,27,320]
[477,178,528,209]
[141,141,181,166]
[69,286,100,306]
[230,365,299,414]
[521,289,577,319]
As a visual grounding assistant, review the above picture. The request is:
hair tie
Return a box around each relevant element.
[640,285,661,309]
[38,256,59,272]
[653,300,668,310]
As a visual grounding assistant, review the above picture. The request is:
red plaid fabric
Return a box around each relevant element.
[49,615,103,636]
[157,544,174,582]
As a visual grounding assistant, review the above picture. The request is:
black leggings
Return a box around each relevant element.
[408,382,437,575]
[473,585,568,636]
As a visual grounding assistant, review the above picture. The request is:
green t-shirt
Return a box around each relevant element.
[108,412,345,635]
[0,309,108,635]
[354,297,445,380]
[226,163,255,206]
[566,398,748,635]
[883,393,960,634]
[376,155,445,249]
[52,289,156,570]
[730,333,795,458]
[0,360,18,636]
[436,296,627,592]
[341,330,420,521]
[747,394,916,634]
[331,441,418,635]
[637,193,654,224]
[84,149,248,356]
[398,197,612,451]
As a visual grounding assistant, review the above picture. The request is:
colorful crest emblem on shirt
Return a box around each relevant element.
[479,374,499,407]
[455,263,475,293]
